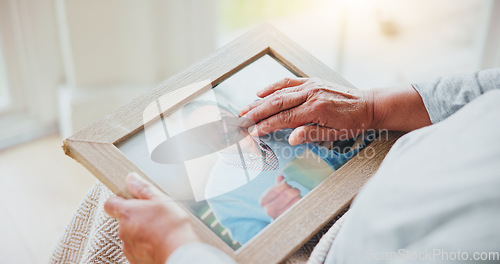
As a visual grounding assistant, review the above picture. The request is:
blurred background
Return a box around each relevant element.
[0,0,498,262]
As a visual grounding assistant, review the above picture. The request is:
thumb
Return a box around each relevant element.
[104,196,127,219]
[126,172,161,200]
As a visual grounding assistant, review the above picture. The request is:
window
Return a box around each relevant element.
[216,0,496,90]
[0,0,61,149]
[0,39,10,111]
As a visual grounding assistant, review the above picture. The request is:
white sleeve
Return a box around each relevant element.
[166,243,237,264]
[412,68,499,123]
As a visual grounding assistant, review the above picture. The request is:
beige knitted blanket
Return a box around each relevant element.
[50,182,347,264]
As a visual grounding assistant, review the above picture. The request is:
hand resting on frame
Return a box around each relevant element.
[240,78,431,145]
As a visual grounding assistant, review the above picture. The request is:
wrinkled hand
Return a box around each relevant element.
[259,175,301,219]
[104,173,199,264]
[239,78,374,145]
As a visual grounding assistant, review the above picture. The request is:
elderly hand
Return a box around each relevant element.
[259,175,301,219]
[240,78,431,145]
[104,173,200,264]
[240,78,374,145]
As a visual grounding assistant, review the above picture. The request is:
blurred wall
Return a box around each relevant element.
[0,0,63,148]
[56,0,217,135]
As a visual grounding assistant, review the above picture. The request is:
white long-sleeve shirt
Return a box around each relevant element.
[167,68,500,264]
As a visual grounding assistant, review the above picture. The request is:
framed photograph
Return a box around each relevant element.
[63,24,400,263]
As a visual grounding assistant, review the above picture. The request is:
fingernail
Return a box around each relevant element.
[291,134,304,145]
[237,116,254,127]
[127,172,141,186]
[239,107,248,115]
[250,126,259,137]
[237,117,249,127]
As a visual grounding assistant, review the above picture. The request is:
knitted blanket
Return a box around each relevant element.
[50,182,347,264]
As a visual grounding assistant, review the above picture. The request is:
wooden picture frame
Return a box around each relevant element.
[63,24,400,263]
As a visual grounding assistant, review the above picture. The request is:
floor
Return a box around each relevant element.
[0,134,95,263]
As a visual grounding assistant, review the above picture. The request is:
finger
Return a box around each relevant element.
[259,181,293,206]
[104,196,128,219]
[250,106,309,137]
[126,172,162,200]
[239,85,305,117]
[242,91,308,126]
[239,99,261,118]
[289,125,354,145]
[276,175,285,185]
[257,78,307,98]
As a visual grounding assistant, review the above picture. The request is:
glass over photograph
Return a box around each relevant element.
[118,55,375,249]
